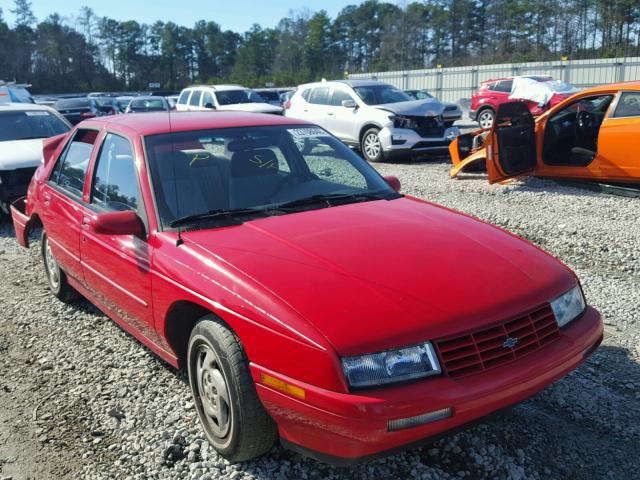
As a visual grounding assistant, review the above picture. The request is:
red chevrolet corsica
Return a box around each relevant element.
[11,111,603,464]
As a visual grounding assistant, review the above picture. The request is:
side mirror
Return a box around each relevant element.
[384,175,401,193]
[342,99,357,109]
[204,102,216,109]
[90,210,144,236]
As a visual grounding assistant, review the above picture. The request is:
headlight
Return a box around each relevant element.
[390,115,417,130]
[341,342,441,389]
[550,285,586,328]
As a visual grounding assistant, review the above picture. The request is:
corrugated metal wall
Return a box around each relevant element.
[348,57,640,103]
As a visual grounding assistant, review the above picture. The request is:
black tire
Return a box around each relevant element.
[360,127,384,162]
[477,108,495,129]
[41,231,78,302]
[187,316,277,462]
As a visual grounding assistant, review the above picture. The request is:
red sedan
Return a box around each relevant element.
[11,112,602,464]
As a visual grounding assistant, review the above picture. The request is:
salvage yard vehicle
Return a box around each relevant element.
[11,111,603,464]
[53,97,104,125]
[286,80,461,162]
[450,81,640,184]
[0,81,35,104]
[176,85,283,115]
[470,76,578,129]
[0,103,70,214]
[125,96,170,113]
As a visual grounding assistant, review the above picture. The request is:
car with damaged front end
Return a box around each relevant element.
[11,111,603,465]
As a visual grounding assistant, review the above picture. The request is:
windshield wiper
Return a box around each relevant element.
[274,192,389,210]
[169,207,276,228]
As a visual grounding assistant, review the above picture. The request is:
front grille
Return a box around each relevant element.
[435,304,560,378]
[411,116,445,138]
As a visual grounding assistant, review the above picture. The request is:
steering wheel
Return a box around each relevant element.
[575,109,596,138]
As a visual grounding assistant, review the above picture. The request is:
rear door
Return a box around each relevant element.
[597,91,640,180]
[487,102,537,183]
[41,128,100,284]
[79,132,155,341]
[303,87,332,130]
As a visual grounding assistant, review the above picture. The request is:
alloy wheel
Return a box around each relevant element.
[364,132,381,159]
[478,110,494,129]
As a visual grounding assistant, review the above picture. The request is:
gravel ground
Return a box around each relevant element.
[1,161,638,480]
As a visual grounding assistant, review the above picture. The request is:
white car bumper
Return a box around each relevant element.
[378,126,460,160]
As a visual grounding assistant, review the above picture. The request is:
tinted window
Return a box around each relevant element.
[129,98,167,112]
[178,90,190,105]
[54,98,91,109]
[189,90,202,107]
[613,92,640,118]
[258,91,280,102]
[214,90,256,105]
[300,89,312,101]
[202,91,214,107]
[0,110,69,141]
[330,89,354,106]
[494,80,513,93]
[91,134,141,212]
[309,87,330,105]
[51,129,98,197]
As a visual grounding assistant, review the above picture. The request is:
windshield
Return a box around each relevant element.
[0,110,70,141]
[354,85,412,105]
[145,125,397,227]
[214,90,266,106]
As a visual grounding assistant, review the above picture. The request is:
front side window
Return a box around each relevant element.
[202,91,215,108]
[91,133,141,212]
[0,110,69,141]
[612,92,640,118]
[353,85,411,105]
[51,129,98,197]
[144,125,397,227]
[189,90,202,107]
[330,89,354,106]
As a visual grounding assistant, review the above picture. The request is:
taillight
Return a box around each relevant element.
[284,100,291,109]
[80,111,96,119]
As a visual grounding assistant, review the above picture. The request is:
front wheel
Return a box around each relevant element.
[41,232,77,302]
[361,127,384,162]
[187,316,277,462]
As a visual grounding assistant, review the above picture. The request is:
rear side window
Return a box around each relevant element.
[178,90,190,105]
[493,80,513,93]
[300,89,311,101]
[51,129,98,197]
[190,90,202,107]
[612,92,640,118]
[91,133,142,212]
[309,87,330,105]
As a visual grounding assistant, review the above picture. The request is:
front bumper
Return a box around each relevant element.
[252,306,603,464]
[379,126,460,160]
[468,109,478,121]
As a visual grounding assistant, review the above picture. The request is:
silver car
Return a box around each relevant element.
[286,80,461,162]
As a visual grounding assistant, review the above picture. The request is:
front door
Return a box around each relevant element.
[79,132,155,342]
[326,87,359,143]
[487,102,537,183]
[41,128,100,284]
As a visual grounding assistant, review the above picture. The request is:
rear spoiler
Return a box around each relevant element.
[43,133,69,166]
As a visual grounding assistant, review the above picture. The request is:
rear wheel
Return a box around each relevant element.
[41,232,77,302]
[361,127,383,162]
[187,316,277,462]
[477,108,495,129]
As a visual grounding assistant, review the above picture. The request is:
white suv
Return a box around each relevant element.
[286,80,461,162]
[175,85,283,115]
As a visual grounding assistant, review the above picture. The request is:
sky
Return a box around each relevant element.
[1,0,355,32]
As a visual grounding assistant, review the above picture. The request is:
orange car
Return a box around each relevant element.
[449,81,640,184]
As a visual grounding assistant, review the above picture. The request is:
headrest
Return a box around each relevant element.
[230,149,279,177]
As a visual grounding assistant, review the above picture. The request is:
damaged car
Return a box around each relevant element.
[450,81,640,184]
[287,80,461,162]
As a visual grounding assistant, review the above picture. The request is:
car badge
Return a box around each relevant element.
[503,337,518,349]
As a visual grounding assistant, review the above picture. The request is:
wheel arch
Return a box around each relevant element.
[359,123,383,144]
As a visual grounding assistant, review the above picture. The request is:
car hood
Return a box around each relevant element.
[375,99,450,117]
[184,197,574,356]
[218,103,283,114]
[0,138,44,170]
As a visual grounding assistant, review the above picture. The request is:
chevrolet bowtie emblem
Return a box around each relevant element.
[503,337,518,349]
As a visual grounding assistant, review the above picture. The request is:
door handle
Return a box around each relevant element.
[327,112,334,116]
[43,191,51,204]
[81,215,92,228]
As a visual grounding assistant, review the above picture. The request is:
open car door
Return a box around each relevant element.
[486,102,537,183]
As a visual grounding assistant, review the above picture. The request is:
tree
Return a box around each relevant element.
[11,0,35,27]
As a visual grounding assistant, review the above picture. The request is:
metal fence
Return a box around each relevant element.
[348,57,640,103]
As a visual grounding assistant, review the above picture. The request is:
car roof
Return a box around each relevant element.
[579,80,640,93]
[81,111,310,136]
[482,75,554,84]
[185,85,247,91]
[0,102,56,112]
